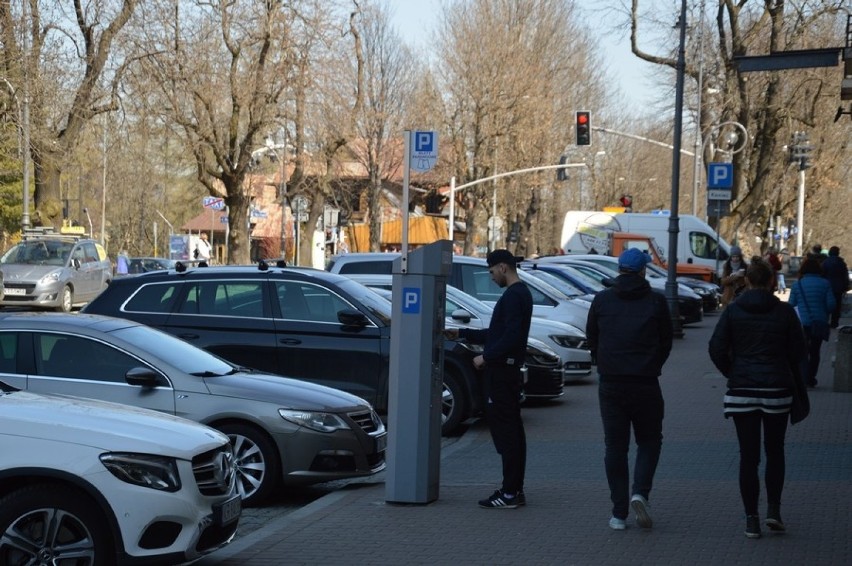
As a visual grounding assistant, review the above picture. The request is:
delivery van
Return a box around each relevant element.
[561,210,731,276]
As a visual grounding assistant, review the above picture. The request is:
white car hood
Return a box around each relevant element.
[0,390,227,457]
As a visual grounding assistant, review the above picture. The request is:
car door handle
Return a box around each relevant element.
[178,333,200,340]
[279,338,301,345]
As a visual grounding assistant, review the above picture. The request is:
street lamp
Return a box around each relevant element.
[1,76,31,232]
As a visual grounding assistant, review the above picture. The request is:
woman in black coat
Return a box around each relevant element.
[708,257,808,539]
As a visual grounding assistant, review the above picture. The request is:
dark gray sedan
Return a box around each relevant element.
[0,312,386,506]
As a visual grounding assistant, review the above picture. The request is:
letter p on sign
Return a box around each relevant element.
[707,163,733,189]
[402,287,421,314]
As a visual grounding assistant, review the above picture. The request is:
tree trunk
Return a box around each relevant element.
[225,188,251,265]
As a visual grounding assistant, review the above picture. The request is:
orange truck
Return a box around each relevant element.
[561,225,715,282]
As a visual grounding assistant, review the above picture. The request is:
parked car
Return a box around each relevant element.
[128,256,178,274]
[81,264,479,435]
[0,311,386,506]
[537,256,704,325]
[0,381,240,564]
[327,252,591,330]
[644,262,720,313]
[348,274,592,383]
[0,231,112,311]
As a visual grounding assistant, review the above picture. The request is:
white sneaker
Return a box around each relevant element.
[631,494,653,529]
[609,516,626,530]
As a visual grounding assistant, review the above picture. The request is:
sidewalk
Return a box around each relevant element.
[204,309,852,566]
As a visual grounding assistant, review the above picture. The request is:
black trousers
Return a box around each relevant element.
[599,380,664,520]
[483,365,526,495]
[732,412,788,516]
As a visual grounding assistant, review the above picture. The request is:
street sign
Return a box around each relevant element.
[250,208,268,218]
[203,196,226,210]
[707,163,734,188]
[410,131,438,172]
[708,188,732,201]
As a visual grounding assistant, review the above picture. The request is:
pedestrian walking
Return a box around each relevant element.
[195,232,212,265]
[115,250,129,276]
[788,257,835,388]
[721,246,748,306]
[708,256,809,539]
[586,248,673,530]
[821,246,849,328]
[443,249,533,509]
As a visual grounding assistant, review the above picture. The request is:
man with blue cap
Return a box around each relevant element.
[586,247,673,531]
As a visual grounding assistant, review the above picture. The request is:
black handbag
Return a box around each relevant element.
[797,282,830,342]
[789,365,810,425]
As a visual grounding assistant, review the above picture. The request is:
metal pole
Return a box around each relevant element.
[401,131,411,273]
[796,168,805,256]
[101,117,107,246]
[448,176,456,243]
[691,0,706,217]
[666,0,688,339]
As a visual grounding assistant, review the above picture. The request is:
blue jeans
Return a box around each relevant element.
[599,380,664,519]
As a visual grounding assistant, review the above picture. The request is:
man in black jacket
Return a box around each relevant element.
[443,249,533,509]
[586,248,673,530]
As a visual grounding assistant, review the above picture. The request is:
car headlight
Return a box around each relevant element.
[549,334,587,349]
[100,453,181,492]
[526,341,559,365]
[38,271,62,284]
[691,287,711,296]
[279,409,350,433]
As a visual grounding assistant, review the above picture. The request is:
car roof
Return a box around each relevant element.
[0,311,140,332]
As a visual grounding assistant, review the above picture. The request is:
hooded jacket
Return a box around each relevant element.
[586,272,673,381]
[709,288,806,389]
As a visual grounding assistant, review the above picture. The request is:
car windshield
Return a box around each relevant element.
[110,325,236,376]
[335,279,392,325]
[558,265,607,292]
[448,287,493,317]
[525,269,584,297]
[1,241,73,266]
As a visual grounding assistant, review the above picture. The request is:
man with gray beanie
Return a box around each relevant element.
[587,248,672,530]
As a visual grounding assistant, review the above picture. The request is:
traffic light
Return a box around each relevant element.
[788,131,813,170]
[575,111,591,146]
[619,194,633,212]
[556,154,569,181]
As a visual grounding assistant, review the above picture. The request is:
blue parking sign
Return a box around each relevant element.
[707,163,734,189]
[401,287,421,314]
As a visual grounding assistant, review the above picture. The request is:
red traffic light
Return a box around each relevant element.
[575,111,591,146]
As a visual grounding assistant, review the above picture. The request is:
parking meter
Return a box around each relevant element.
[385,240,452,504]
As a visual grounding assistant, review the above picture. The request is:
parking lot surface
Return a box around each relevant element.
[202,307,852,566]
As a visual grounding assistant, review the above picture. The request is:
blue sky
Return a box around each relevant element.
[389,0,665,117]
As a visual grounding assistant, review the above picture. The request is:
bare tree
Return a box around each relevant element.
[435,0,608,255]
[0,0,141,229]
[349,0,416,252]
[130,0,320,264]
[627,0,849,253]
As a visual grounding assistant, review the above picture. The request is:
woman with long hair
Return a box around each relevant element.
[788,257,835,387]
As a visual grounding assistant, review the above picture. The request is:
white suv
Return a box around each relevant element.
[0,383,240,565]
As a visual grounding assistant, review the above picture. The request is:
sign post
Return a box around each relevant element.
[402,130,438,273]
[707,162,734,277]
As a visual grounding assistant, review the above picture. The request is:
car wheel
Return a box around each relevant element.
[218,423,281,507]
[0,484,113,566]
[441,372,468,436]
[57,285,73,313]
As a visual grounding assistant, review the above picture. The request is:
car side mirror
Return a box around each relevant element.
[450,308,472,323]
[125,367,162,387]
[338,309,368,327]
[71,258,81,269]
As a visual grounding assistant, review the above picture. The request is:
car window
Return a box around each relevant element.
[180,281,265,317]
[0,333,17,374]
[35,334,141,383]
[337,260,393,275]
[112,325,233,376]
[275,281,352,323]
[125,282,182,313]
[82,243,99,264]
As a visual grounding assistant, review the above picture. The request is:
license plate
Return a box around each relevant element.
[374,433,387,453]
[4,288,25,296]
[214,494,241,526]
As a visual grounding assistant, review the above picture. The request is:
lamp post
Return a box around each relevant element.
[1,76,31,232]
[690,0,707,217]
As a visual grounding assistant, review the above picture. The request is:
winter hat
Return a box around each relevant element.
[730,246,742,257]
[617,248,652,273]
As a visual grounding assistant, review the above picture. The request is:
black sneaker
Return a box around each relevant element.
[478,490,518,509]
[516,490,526,506]
[745,515,762,539]
[765,505,786,532]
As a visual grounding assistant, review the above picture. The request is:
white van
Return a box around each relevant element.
[561,210,731,275]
